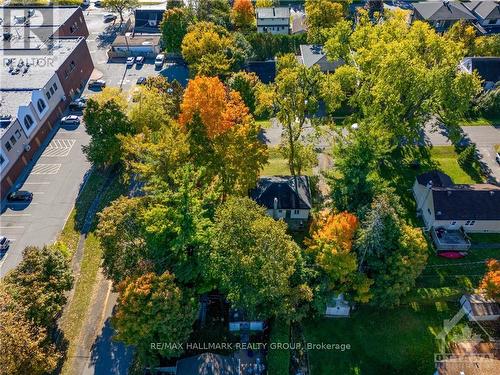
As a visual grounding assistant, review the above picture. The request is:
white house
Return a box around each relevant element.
[256,7,290,35]
[250,175,312,226]
[413,171,500,233]
[325,293,351,318]
[460,294,500,322]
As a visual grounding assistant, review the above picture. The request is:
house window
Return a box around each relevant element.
[50,86,55,95]
[451,221,456,226]
[294,209,299,215]
[0,154,5,165]
[465,220,471,225]
[5,141,12,151]
[278,210,282,213]
[470,220,475,226]
[69,61,76,72]
[10,135,16,145]
[46,91,51,100]
[53,82,58,91]
[15,130,21,139]
[427,208,431,215]
[24,115,34,130]
[37,98,46,113]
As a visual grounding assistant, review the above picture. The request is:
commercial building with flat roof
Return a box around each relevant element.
[0,6,93,198]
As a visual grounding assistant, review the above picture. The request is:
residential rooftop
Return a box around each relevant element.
[0,6,79,27]
[413,1,476,21]
[463,1,500,20]
[256,7,290,19]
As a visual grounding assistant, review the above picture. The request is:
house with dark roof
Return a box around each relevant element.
[460,294,500,322]
[298,45,344,73]
[412,1,476,32]
[256,7,290,35]
[413,171,500,233]
[134,8,165,34]
[245,60,276,83]
[464,0,500,33]
[250,176,312,226]
[459,57,500,90]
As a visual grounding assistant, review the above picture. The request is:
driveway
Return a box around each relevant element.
[461,125,500,182]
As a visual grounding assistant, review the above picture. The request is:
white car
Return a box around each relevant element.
[126,56,135,67]
[61,115,80,125]
[154,53,165,68]
[496,152,500,165]
[0,236,10,251]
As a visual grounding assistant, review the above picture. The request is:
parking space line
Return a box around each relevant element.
[0,226,24,229]
[42,139,76,157]
[24,181,50,185]
[1,214,31,217]
[31,164,62,175]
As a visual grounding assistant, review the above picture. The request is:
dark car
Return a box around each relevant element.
[136,77,147,85]
[7,190,33,202]
[69,100,86,111]
[88,79,106,89]
[95,0,102,6]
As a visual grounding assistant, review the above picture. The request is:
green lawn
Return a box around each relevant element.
[255,119,273,129]
[429,146,478,184]
[304,305,450,375]
[267,321,290,374]
[261,147,313,176]
[460,114,500,127]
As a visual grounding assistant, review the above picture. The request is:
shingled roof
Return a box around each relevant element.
[176,353,240,375]
[250,176,312,210]
[468,57,500,83]
[416,170,454,188]
[413,1,476,21]
[464,1,500,20]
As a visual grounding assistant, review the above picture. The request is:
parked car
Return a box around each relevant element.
[7,190,33,202]
[154,53,165,68]
[61,115,80,125]
[81,0,90,6]
[0,236,10,251]
[103,13,117,23]
[69,100,86,111]
[136,77,147,85]
[95,0,102,6]
[135,56,145,65]
[126,56,135,67]
[496,152,500,165]
[88,79,106,89]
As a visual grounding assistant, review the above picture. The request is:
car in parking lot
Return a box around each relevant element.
[95,0,102,6]
[126,56,135,67]
[135,56,145,65]
[154,54,165,68]
[7,190,33,202]
[69,100,86,111]
[136,77,147,85]
[496,152,500,165]
[88,79,106,89]
[61,115,80,125]
[0,236,11,251]
[103,13,117,23]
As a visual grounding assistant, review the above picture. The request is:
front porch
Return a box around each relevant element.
[431,227,472,252]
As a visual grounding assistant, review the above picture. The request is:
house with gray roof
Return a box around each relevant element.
[460,294,500,322]
[250,175,312,227]
[412,1,476,32]
[459,56,500,90]
[134,8,164,34]
[464,0,500,32]
[298,45,344,73]
[413,171,500,234]
[256,7,290,35]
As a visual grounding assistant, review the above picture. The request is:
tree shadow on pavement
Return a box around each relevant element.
[89,317,134,375]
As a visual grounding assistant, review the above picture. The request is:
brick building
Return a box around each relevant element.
[0,7,93,199]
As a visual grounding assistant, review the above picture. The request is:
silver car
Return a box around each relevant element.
[0,236,10,251]
[61,115,80,125]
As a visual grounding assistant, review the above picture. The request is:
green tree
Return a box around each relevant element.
[474,34,500,56]
[194,0,232,28]
[266,54,325,175]
[102,0,139,24]
[82,98,134,168]
[112,272,197,366]
[326,124,390,214]
[0,287,60,375]
[182,21,242,77]
[160,7,193,53]
[4,246,73,328]
[227,71,261,114]
[208,197,312,319]
[305,0,350,44]
[356,193,429,307]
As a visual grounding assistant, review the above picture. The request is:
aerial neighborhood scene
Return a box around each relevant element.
[1,0,500,374]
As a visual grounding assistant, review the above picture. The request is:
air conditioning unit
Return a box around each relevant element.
[24,144,31,152]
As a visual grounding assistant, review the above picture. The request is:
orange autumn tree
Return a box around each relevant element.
[231,0,255,29]
[480,259,500,300]
[306,210,372,304]
[178,76,268,196]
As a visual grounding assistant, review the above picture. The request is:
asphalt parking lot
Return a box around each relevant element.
[0,121,90,277]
